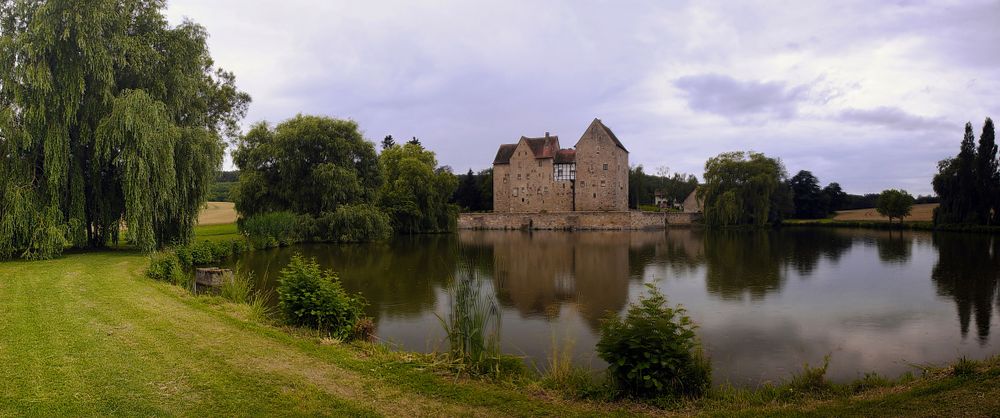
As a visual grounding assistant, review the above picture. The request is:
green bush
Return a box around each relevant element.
[596,283,711,398]
[240,211,303,248]
[147,251,185,284]
[277,255,366,339]
[318,204,392,243]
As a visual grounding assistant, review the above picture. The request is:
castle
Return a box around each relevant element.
[492,119,629,213]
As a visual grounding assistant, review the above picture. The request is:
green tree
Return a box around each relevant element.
[454,169,483,211]
[381,135,396,150]
[876,189,915,224]
[477,168,494,211]
[790,170,830,219]
[232,115,381,217]
[974,118,998,224]
[699,152,787,226]
[0,0,249,258]
[378,143,458,233]
[934,122,980,224]
[823,182,847,211]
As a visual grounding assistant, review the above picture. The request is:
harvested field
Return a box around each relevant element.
[197,201,239,225]
[833,203,937,222]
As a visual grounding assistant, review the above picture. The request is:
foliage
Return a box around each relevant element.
[452,169,493,212]
[220,269,255,304]
[876,189,915,224]
[233,115,381,218]
[0,1,249,258]
[239,211,303,248]
[241,205,391,247]
[174,239,251,268]
[628,165,699,209]
[277,256,367,339]
[790,171,830,219]
[436,271,503,376]
[699,152,788,226]
[208,182,237,202]
[822,183,848,211]
[315,204,392,243]
[378,143,459,233]
[147,251,186,285]
[596,283,711,398]
[934,118,999,225]
[785,355,833,395]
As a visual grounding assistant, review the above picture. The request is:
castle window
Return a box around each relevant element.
[517,173,521,180]
[513,188,518,197]
[603,163,608,171]
[601,180,606,187]
[538,160,542,167]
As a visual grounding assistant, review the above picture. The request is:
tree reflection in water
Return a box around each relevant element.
[931,233,1000,344]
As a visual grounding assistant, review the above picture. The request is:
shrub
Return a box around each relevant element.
[147,252,184,284]
[785,355,832,395]
[436,272,502,376]
[277,255,366,339]
[325,203,392,242]
[240,211,303,248]
[596,283,711,398]
[352,317,376,342]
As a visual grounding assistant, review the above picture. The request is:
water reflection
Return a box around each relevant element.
[230,227,1000,384]
[931,233,1000,344]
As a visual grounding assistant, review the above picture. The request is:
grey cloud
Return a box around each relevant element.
[674,74,809,122]
[838,107,952,131]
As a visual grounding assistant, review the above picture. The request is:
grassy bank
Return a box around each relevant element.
[2,224,999,416]
[783,218,1000,233]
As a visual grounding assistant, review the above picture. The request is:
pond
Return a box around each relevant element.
[227,228,1000,386]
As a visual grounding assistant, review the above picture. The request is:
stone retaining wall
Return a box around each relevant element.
[458,211,700,230]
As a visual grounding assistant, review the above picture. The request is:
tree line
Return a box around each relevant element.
[232,115,458,246]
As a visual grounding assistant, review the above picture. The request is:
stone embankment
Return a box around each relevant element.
[457,211,700,230]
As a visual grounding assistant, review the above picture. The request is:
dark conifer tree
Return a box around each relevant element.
[381,135,396,150]
[974,118,998,224]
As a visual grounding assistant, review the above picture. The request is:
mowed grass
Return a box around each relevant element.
[0,251,642,417]
[833,203,938,222]
[4,246,1000,416]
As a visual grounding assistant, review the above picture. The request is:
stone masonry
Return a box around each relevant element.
[492,118,628,213]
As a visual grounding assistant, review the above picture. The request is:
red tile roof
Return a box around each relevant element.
[554,149,576,164]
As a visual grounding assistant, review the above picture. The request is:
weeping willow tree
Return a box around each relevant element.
[698,151,789,227]
[0,0,249,259]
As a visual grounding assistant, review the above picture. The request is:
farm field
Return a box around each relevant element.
[833,203,938,222]
[198,202,239,226]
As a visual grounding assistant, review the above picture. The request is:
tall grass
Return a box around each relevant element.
[436,270,502,376]
[220,268,254,304]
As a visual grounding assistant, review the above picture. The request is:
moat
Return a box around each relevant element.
[229,228,1000,386]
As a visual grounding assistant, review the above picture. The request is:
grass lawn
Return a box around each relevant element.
[3,245,1000,416]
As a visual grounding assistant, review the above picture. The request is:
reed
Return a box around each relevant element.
[435,270,502,376]
[220,268,254,304]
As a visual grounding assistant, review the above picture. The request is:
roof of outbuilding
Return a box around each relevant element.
[522,135,560,159]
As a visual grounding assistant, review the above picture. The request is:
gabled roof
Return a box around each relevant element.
[493,135,562,164]
[522,135,560,159]
[493,144,517,165]
[586,118,628,153]
[554,149,576,164]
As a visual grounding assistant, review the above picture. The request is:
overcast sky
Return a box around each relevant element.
[165,0,999,195]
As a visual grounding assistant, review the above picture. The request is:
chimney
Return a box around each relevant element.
[545,131,550,138]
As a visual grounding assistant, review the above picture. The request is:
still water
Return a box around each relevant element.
[230,228,1000,386]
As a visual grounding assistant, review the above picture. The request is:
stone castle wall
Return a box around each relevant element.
[458,211,700,230]
[495,140,573,213]
[573,123,628,212]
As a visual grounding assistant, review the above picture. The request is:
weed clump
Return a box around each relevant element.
[952,356,977,377]
[277,255,367,340]
[596,283,711,399]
